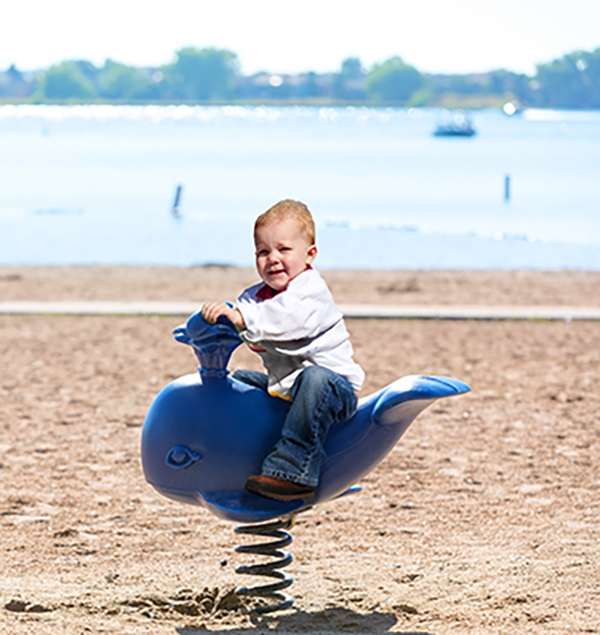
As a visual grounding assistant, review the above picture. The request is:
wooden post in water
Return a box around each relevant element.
[504,174,511,203]
[172,184,183,216]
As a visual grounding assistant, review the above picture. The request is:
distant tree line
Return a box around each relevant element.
[2,46,600,109]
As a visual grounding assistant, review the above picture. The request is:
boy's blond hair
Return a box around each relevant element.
[254,199,316,245]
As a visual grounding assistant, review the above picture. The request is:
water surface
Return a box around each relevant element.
[1,105,598,269]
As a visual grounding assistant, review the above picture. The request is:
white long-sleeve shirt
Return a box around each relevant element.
[236,268,365,400]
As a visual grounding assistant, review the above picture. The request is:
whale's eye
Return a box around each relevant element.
[166,445,203,469]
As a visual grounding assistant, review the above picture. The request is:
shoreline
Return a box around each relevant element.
[3,230,599,271]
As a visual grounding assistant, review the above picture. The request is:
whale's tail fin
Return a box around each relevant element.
[372,375,470,426]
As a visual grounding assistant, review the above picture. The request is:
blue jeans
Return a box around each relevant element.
[233,366,357,487]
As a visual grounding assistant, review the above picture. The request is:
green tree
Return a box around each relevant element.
[97,60,153,100]
[332,57,366,100]
[534,48,600,108]
[163,47,239,100]
[298,71,323,98]
[365,57,423,103]
[41,61,98,100]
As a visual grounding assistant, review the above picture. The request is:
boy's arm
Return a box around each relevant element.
[201,302,246,331]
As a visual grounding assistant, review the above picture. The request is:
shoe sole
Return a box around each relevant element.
[245,480,315,502]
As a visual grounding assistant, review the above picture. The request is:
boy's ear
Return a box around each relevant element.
[306,244,317,264]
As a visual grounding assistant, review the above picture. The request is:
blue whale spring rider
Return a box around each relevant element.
[141,309,470,612]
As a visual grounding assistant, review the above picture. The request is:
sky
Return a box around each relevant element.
[2,0,600,76]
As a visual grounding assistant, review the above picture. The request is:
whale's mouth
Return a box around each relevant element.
[147,483,206,507]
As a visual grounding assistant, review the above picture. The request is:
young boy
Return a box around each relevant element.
[202,199,364,501]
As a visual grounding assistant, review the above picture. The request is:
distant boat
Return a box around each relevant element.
[433,111,476,137]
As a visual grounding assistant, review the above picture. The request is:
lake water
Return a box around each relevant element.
[1,104,599,269]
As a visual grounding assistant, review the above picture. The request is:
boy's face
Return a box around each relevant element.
[254,218,317,291]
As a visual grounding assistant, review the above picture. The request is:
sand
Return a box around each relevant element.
[1,266,599,634]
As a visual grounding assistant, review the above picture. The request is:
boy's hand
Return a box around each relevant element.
[201,302,246,330]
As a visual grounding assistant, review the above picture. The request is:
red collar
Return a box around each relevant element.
[255,265,312,302]
[256,284,283,301]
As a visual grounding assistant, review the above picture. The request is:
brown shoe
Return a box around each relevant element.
[245,474,315,501]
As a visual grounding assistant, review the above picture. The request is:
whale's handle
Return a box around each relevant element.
[173,306,243,377]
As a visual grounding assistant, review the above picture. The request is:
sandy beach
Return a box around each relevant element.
[1,266,599,634]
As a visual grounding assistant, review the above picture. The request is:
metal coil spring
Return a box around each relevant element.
[234,517,295,614]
